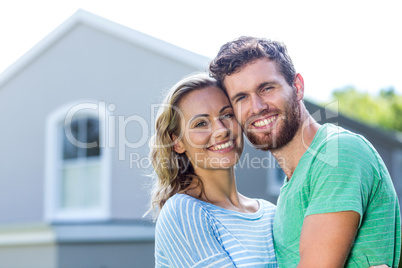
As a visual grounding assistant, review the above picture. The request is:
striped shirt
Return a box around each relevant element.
[155,193,278,267]
[273,124,401,267]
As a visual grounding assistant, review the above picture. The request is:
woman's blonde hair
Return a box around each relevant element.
[148,73,219,218]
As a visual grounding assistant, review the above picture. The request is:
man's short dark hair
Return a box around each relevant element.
[209,36,296,88]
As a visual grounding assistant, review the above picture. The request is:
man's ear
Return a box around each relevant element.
[172,134,185,154]
[293,73,305,101]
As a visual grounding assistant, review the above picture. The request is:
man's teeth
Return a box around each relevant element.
[210,141,233,151]
[254,116,276,127]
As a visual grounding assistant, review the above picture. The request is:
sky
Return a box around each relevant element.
[1,0,401,102]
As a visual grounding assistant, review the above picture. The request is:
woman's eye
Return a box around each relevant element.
[195,121,207,128]
[221,113,234,120]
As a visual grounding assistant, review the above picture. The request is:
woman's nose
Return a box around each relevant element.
[212,119,230,140]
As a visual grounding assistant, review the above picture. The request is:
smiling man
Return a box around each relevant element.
[209,36,401,267]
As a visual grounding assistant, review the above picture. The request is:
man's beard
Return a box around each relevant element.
[245,92,301,151]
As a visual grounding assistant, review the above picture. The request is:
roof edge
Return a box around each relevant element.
[74,10,211,69]
[305,99,402,146]
[0,9,211,88]
[0,10,81,88]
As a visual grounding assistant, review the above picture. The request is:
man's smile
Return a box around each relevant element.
[251,115,278,128]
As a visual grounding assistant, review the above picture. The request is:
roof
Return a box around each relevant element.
[305,100,402,147]
[0,9,211,88]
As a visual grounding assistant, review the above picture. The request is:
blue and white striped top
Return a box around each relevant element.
[155,193,278,267]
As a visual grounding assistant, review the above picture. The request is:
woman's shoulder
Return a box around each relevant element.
[160,194,208,219]
[157,194,215,232]
[258,199,277,213]
[164,193,202,208]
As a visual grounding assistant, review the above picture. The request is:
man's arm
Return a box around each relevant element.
[298,211,360,268]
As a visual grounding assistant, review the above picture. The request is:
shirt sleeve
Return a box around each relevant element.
[304,131,379,226]
[155,195,236,268]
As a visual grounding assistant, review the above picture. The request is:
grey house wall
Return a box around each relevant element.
[0,22,205,224]
[0,10,211,267]
[0,222,155,268]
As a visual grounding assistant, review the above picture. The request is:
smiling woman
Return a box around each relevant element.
[171,85,243,171]
[147,73,278,267]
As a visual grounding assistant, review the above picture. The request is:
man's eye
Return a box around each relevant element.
[236,96,246,102]
[263,87,273,92]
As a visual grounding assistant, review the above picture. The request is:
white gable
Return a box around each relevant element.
[0,9,211,88]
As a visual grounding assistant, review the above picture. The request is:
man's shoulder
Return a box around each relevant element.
[303,124,383,186]
[316,124,376,157]
[319,124,364,142]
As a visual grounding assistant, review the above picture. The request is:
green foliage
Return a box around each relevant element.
[330,86,402,132]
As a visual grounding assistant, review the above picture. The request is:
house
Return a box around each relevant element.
[0,10,401,268]
[0,9,210,268]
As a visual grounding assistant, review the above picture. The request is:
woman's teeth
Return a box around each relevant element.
[210,140,233,151]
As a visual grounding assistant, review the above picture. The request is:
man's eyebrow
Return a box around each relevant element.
[189,114,209,123]
[257,81,279,90]
[230,92,245,102]
[230,81,280,102]
[219,105,232,113]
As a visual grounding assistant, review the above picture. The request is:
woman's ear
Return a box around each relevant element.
[172,134,185,154]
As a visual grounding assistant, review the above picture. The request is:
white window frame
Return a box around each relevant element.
[44,101,111,222]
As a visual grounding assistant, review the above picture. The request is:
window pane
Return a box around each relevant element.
[85,118,100,157]
[62,118,100,159]
[61,162,101,209]
[62,120,79,159]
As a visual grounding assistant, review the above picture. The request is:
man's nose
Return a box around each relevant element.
[250,95,268,115]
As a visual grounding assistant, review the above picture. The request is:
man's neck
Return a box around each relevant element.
[271,113,320,179]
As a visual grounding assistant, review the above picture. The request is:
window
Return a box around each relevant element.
[45,101,111,222]
[267,156,285,196]
[61,117,101,210]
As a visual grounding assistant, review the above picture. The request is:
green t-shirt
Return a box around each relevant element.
[273,124,401,267]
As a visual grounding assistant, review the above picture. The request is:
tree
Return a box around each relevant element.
[330,86,402,132]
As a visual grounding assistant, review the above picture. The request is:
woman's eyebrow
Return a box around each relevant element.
[189,114,209,123]
[219,105,232,113]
